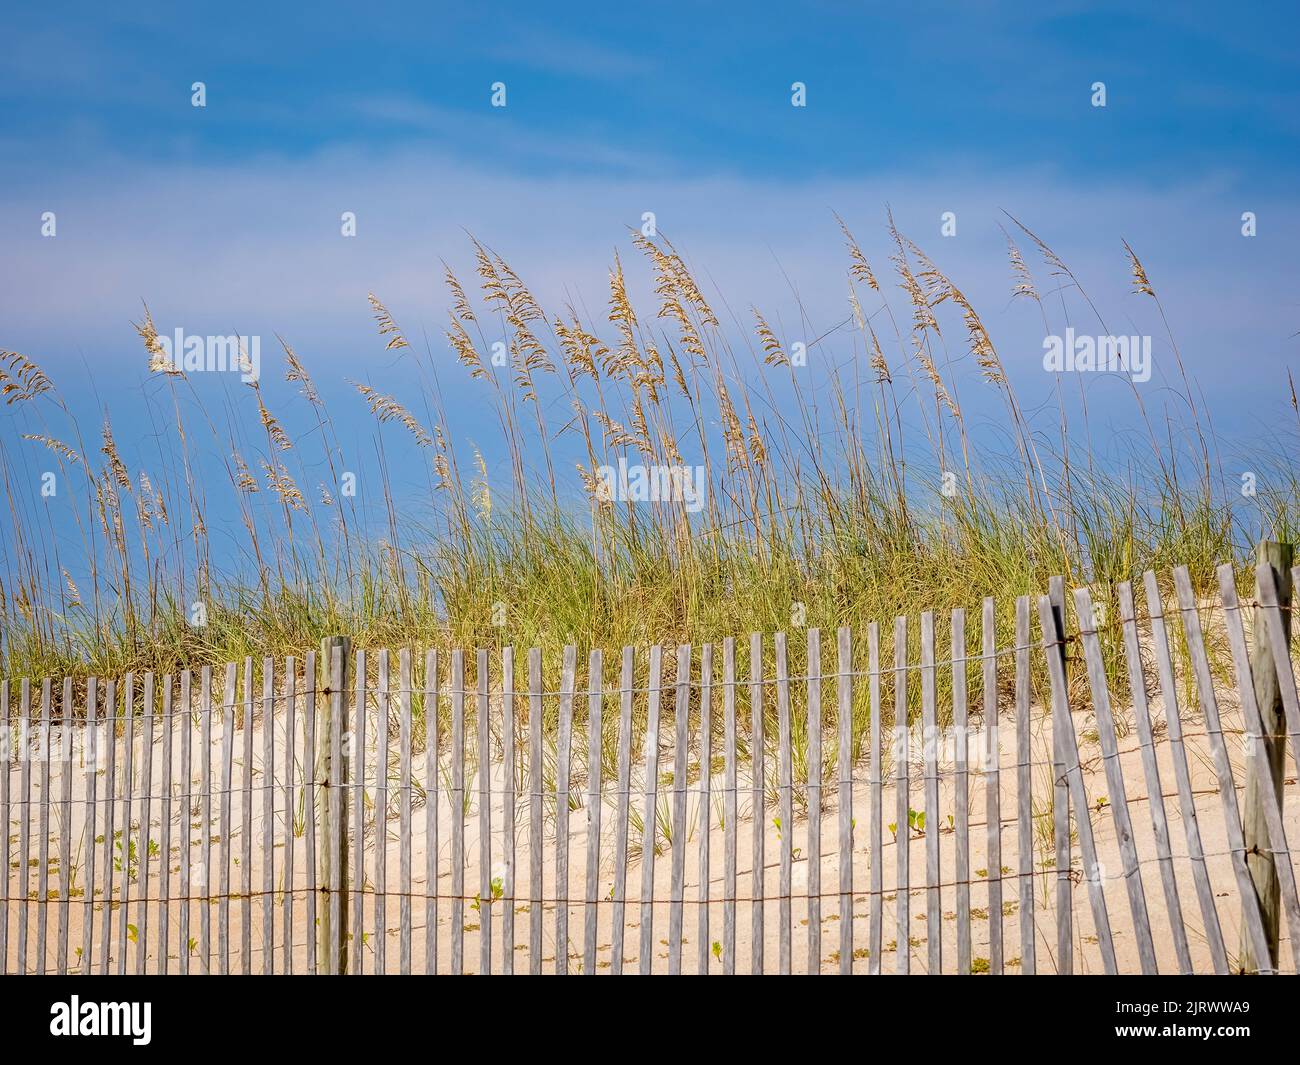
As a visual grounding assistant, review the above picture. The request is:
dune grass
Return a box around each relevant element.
[1,210,1296,697]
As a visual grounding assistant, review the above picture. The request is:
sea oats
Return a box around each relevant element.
[1123,239,1155,297]
[261,460,307,511]
[591,410,639,449]
[835,212,880,291]
[554,316,605,380]
[0,350,54,403]
[132,305,182,376]
[867,325,891,384]
[21,434,81,464]
[474,241,510,313]
[351,381,433,446]
[444,264,477,322]
[234,454,259,493]
[668,347,691,397]
[367,293,410,350]
[607,253,639,378]
[447,318,488,380]
[100,423,132,491]
[1000,225,1041,305]
[257,394,293,450]
[752,308,788,366]
[282,339,320,405]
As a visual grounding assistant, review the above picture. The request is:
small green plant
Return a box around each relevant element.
[470,876,505,912]
[113,838,140,882]
[711,941,722,961]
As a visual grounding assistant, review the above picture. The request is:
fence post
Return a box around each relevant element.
[1242,541,1292,972]
[318,635,351,974]
[1047,574,1072,972]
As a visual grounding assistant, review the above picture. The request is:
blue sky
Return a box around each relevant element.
[1,1,1298,560]
[4,2,1296,182]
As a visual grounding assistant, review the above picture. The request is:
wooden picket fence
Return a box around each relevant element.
[2,562,1298,975]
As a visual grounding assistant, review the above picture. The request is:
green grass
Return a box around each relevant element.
[1,212,1296,711]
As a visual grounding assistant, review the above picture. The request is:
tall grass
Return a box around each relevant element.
[1,211,1295,688]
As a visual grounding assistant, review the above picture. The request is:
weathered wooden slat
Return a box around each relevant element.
[502,647,517,975]
[868,622,883,974]
[555,645,577,974]
[1118,582,1191,973]
[81,678,98,973]
[280,661,295,975]
[260,662,273,975]
[920,614,940,974]
[57,677,74,974]
[836,627,853,975]
[477,648,492,975]
[218,664,235,974]
[952,608,971,975]
[424,649,440,975]
[1013,598,1035,974]
[668,643,691,974]
[1256,564,1300,809]
[583,649,603,975]
[1143,572,1226,972]
[528,647,543,974]
[893,616,909,975]
[1047,575,1071,972]
[749,632,764,974]
[982,598,1003,975]
[1074,587,1157,972]
[399,648,414,976]
[99,679,117,975]
[302,655,317,975]
[218,665,239,972]
[722,638,738,975]
[136,673,156,974]
[638,644,663,975]
[241,657,254,974]
[806,628,823,975]
[1217,564,1300,974]
[160,674,176,976]
[1260,561,1300,967]
[352,649,368,975]
[1173,567,1274,972]
[0,683,9,973]
[697,643,713,975]
[775,632,793,975]
[196,670,212,972]
[327,645,346,976]
[36,679,51,976]
[118,674,136,976]
[610,646,634,974]
[450,649,466,974]
[377,650,393,974]
[1036,596,1116,973]
[2,684,14,971]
